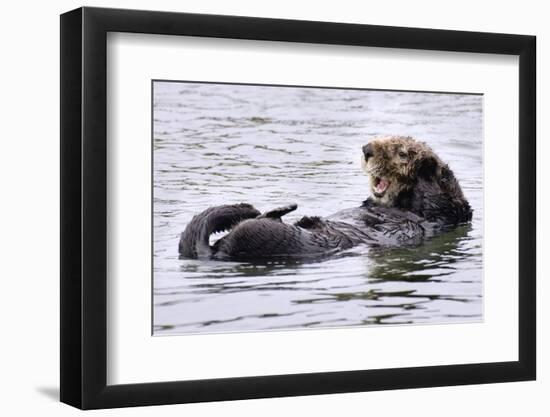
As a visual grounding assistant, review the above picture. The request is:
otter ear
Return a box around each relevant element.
[416,155,439,180]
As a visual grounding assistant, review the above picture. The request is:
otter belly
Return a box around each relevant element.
[212,218,350,259]
[179,202,455,260]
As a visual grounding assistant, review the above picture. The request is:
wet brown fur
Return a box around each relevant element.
[362,135,472,224]
[180,136,472,259]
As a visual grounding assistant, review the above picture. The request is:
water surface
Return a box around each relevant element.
[153,81,483,335]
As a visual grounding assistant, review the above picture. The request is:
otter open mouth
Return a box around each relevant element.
[372,176,390,197]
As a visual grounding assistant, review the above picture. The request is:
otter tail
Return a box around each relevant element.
[178,203,261,258]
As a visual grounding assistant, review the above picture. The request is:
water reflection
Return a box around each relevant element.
[153,81,483,335]
[367,224,478,282]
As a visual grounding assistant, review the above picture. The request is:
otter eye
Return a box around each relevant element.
[398,151,408,159]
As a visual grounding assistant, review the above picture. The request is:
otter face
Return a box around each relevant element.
[361,136,440,206]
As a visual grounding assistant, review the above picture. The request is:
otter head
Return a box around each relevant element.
[361,136,437,206]
[360,136,472,223]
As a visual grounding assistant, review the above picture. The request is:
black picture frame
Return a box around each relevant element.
[60,6,536,410]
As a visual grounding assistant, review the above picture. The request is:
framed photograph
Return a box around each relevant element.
[60,6,536,409]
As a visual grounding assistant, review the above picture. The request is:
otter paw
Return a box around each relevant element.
[258,203,298,219]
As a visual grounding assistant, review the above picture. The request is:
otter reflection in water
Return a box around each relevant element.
[179,136,472,260]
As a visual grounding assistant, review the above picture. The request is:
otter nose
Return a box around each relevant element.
[363,143,374,160]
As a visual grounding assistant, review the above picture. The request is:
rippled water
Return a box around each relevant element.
[153,81,483,335]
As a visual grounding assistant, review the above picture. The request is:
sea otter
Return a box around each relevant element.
[178,136,472,260]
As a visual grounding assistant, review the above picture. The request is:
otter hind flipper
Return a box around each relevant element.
[257,203,298,220]
[178,203,261,258]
